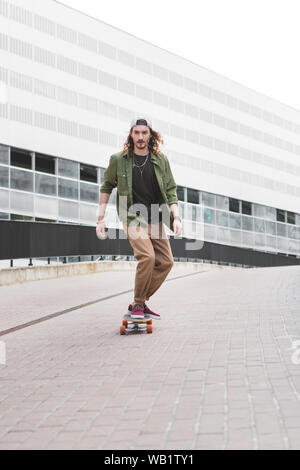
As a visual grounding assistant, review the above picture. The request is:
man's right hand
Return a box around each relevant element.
[96,221,106,239]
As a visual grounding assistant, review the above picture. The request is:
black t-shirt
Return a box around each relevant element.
[132,152,163,223]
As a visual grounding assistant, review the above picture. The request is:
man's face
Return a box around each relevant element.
[130,125,151,150]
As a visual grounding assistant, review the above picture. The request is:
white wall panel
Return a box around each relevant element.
[0,0,300,218]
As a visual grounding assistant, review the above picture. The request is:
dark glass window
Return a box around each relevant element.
[176,185,185,201]
[11,213,34,221]
[35,217,56,223]
[229,198,240,213]
[287,211,295,224]
[35,153,55,174]
[187,188,199,204]
[276,209,285,222]
[80,164,97,183]
[242,201,252,215]
[11,148,32,170]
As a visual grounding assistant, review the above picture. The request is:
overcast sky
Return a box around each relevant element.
[59,0,300,113]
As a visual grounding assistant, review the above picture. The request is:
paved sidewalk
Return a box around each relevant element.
[0,263,212,332]
[0,264,300,449]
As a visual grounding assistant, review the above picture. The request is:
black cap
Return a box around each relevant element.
[130,116,152,129]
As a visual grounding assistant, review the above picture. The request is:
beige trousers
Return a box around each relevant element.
[122,221,174,305]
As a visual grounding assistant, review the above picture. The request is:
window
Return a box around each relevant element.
[216,210,228,227]
[229,213,241,229]
[35,217,56,223]
[288,225,297,239]
[253,204,266,218]
[265,206,276,221]
[35,153,55,174]
[204,208,215,224]
[242,201,252,215]
[229,198,240,213]
[98,41,116,60]
[59,200,78,219]
[0,188,9,207]
[0,144,9,164]
[58,178,78,200]
[216,195,229,211]
[99,168,105,184]
[254,233,265,248]
[136,57,152,74]
[80,164,97,183]
[276,209,285,222]
[176,186,185,201]
[265,221,276,235]
[230,229,241,244]
[0,165,9,187]
[187,188,199,204]
[118,78,135,96]
[11,148,32,169]
[169,71,183,87]
[11,214,34,221]
[178,201,185,219]
[242,215,253,231]
[10,168,33,192]
[254,218,265,233]
[217,226,230,242]
[202,192,215,208]
[35,173,57,196]
[204,224,216,241]
[80,182,99,203]
[277,222,286,237]
[287,211,295,224]
[58,158,78,179]
[242,232,254,247]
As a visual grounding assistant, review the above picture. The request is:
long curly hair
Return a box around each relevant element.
[122,128,164,156]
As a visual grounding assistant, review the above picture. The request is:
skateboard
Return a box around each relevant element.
[120,313,153,335]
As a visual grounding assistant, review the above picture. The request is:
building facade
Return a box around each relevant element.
[0,0,300,260]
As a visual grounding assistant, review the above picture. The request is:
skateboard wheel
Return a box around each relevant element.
[146,325,152,334]
[122,319,128,327]
[120,325,126,335]
[146,319,152,325]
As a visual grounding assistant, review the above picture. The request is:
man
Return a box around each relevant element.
[96,117,182,320]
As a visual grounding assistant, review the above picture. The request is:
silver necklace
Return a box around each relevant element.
[133,152,149,176]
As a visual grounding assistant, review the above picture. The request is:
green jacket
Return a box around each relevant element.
[100,149,178,229]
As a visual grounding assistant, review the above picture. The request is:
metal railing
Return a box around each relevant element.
[1,221,299,268]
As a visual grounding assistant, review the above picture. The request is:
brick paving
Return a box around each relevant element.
[0,264,300,450]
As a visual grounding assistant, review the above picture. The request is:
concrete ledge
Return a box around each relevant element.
[0,260,229,286]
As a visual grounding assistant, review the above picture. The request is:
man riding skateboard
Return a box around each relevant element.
[96,117,182,320]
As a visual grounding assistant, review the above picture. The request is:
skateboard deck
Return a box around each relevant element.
[120,313,153,335]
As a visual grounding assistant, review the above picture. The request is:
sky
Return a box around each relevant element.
[58,0,300,113]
